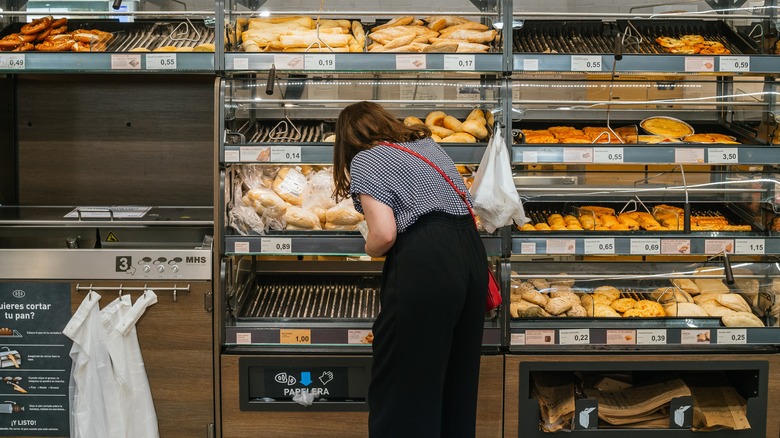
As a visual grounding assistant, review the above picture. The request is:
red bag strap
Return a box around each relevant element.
[378,141,477,227]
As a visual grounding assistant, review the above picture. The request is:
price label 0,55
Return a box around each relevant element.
[146,53,177,70]
[594,147,624,163]
[571,55,602,71]
[304,54,336,70]
[261,237,292,254]
[559,329,590,345]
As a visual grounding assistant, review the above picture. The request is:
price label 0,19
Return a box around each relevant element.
[0,54,25,70]
[280,329,311,344]
[735,239,765,255]
[304,54,336,70]
[559,329,590,345]
[443,54,475,71]
[146,53,177,70]
[630,238,661,255]
[637,329,667,345]
[584,238,615,254]
[571,55,602,71]
[719,56,750,72]
[718,329,747,345]
[261,237,292,254]
[708,148,738,164]
[271,146,302,162]
[594,147,624,163]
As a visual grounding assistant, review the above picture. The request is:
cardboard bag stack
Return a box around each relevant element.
[583,378,692,428]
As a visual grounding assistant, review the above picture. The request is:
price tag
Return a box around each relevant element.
[684,56,715,72]
[521,150,538,163]
[347,330,373,345]
[546,239,576,254]
[571,55,602,71]
[559,329,590,345]
[520,242,537,254]
[661,239,691,255]
[271,146,302,162]
[594,147,624,163]
[675,148,705,164]
[273,54,304,69]
[562,147,593,163]
[236,332,252,344]
[606,330,636,345]
[523,58,539,71]
[233,241,250,253]
[524,330,555,345]
[0,54,25,70]
[584,238,615,254]
[111,54,142,70]
[224,150,240,163]
[718,329,747,345]
[233,57,249,70]
[681,329,711,344]
[146,53,177,70]
[304,54,336,70]
[239,146,270,162]
[396,54,426,70]
[630,238,660,255]
[444,54,475,70]
[280,329,311,344]
[261,237,292,254]
[708,148,738,164]
[705,239,733,254]
[510,333,526,346]
[637,329,667,345]
[719,56,750,72]
[735,239,765,255]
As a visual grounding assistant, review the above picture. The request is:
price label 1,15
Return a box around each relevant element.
[630,238,660,255]
[571,55,602,71]
[718,329,747,345]
[594,147,624,163]
[0,54,25,70]
[443,54,475,71]
[559,329,590,345]
[304,54,336,70]
[719,56,750,72]
[271,146,302,162]
[708,148,738,164]
[584,238,615,254]
[261,237,292,254]
[637,329,667,345]
[735,239,765,255]
[146,53,177,70]
[280,329,311,344]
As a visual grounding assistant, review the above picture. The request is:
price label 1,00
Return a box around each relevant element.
[261,237,293,254]
[280,329,312,344]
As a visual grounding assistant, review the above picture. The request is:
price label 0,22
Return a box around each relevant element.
[261,237,292,254]
[559,329,590,345]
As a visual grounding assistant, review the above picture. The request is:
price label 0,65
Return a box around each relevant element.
[0,54,25,70]
[630,238,661,255]
[584,238,615,254]
[443,54,475,71]
[559,329,590,345]
[637,329,667,345]
[594,147,624,163]
[146,53,177,70]
[571,55,602,71]
[304,54,336,70]
[271,146,302,162]
[261,237,292,254]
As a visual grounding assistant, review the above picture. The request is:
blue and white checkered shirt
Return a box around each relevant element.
[349,137,472,233]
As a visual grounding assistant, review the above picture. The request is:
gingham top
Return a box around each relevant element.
[349,137,472,233]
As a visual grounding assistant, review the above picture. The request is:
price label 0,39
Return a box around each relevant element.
[304,54,336,70]
[584,238,615,254]
[594,147,624,163]
[280,329,311,344]
[0,54,25,70]
[146,53,177,70]
[719,56,750,72]
[708,148,738,164]
[735,239,765,255]
[261,237,292,254]
[637,329,667,345]
[718,329,747,345]
[571,55,602,71]
[443,54,475,71]
[271,146,302,162]
[630,238,660,255]
[559,329,590,345]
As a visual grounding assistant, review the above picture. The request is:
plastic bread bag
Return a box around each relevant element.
[272,166,307,206]
[469,122,529,233]
[229,176,265,235]
[302,168,338,226]
[325,198,364,227]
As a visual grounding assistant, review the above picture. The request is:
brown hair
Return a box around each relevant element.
[332,101,430,200]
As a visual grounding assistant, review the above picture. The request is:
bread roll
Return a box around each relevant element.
[440,132,477,143]
[566,305,587,317]
[272,167,306,206]
[544,297,573,316]
[429,125,455,139]
[611,298,636,313]
[466,108,485,122]
[715,293,751,313]
[325,204,364,225]
[664,302,709,317]
[594,304,621,317]
[351,21,366,47]
[593,286,620,302]
[247,188,288,217]
[442,115,462,131]
[521,289,548,307]
[672,278,700,295]
[283,206,320,229]
[722,311,764,327]
[404,116,424,127]
[700,301,736,317]
[460,120,488,139]
[425,110,447,126]
[324,222,359,231]
[371,16,415,33]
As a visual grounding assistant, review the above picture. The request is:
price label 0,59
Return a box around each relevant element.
[443,54,475,71]
[571,55,602,71]
[304,54,336,70]
[718,329,747,345]
[271,146,302,162]
[719,56,750,72]
[630,238,661,255]
[261,237,292,254]
[280,329,311,344]
[559,329,590,345]
[708,148,738,164]
[584,238,615,254]
[594,147,624,163]
[735,239,765,255]
[0,54,25,70]
[637,329,667,345]
[146,53,177,70]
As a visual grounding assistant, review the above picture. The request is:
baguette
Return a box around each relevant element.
[371,16,415,33]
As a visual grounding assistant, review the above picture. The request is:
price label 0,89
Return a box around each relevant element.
[630,238,661,255]
[637,329,667,345]
[443,54,475,71]
[0,54,25,70]
[559,329,590,345]
[718,329,747,345]
[146,53,177,70]
[261,237,292,254]
[584,238,615,254]
[304,54,336,70]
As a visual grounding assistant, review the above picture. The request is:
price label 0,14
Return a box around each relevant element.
[594,147,624,163]
[630,238,660,255]
[718,329,747,345]
[637,330,667,345]
[280,329,311,344]
[708,148,738,164]
[571,55,602,71]
[0,54,25,70]
[719,56,750,72]
[261,237,292,254]
[304,54,336,70]
[735,239,765,255]
[146,53,177,70]
[559,329,590,345]
[271,146,302,162]
[443,54,475,71]
[584,238,615,254]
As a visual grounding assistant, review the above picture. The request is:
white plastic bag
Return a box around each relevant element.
[469,123,529,233]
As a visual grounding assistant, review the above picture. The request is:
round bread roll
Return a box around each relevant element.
[544,297,573,316]
[594,304,621,318]
[566,304,587,317]
[425,111,447,126]
[130,47,151,52]
[633,300,665,317]
[404,116,424,127]
[593,286,620,303]
[460,120,488,139]
[442,115,462,131]
[431,134,442,142]
[323,134,336,142]
[153,45,178,52]
[283,206,320,229]
[521,289,548,307]
[529,279,550,291]
[429,125,455,139]
[193,43,215,52]
[440,132,476,143]
[611,297,636,313]
[466,108,485,121]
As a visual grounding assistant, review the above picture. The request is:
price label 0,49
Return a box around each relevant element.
[708,148,738,164]
[559,329,590,345]
[304,54,336,70]
[0,54,25,70]
[637,329,667,345]
[443,54,475,71]
[718,329,747,345]
[719,56,750,72]
[261,237,292,254]
[571,55,602,71]
[584,238,615,254]
[146,53,177,70]
[630,238,661,255]
[594,147,624,163]
[280,329,311,344]
[271,146,302,162]
[735,239,765,255]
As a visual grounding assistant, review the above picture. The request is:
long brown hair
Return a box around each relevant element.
[332,101,430,200]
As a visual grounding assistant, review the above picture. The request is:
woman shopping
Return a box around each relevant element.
[332,101,488,438]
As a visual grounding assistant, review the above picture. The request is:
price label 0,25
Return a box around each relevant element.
[718,329,747,345]
[443,54,475,71]
[559,329,590,345]
[304,54,336,70]
[261,237,292,254]
[146,53,177,70]
[584,238,615,254]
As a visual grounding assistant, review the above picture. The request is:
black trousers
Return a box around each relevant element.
[368,212,488,438]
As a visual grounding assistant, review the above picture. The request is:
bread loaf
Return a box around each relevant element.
[325,204,364,225]
[283,206,320,229]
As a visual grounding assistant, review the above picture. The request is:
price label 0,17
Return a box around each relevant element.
[630,238,661,255]
[571,55,602,71]
[719,56,750,72]
[304,54,336,70]
[0,54,25,70]
[735,239,765,255]
[637,329,667,345]
[443,54,475,71]
[261,237,292,254]
[718,329,747,345]
[594,147,624,163]
[559,329,590,345]
[271,146,302,162]
[708,148,738,164]
[584,238,615,254]
[280,329,311,344]
[146,53,177,70]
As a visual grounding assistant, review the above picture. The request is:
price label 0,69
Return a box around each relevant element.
[261,237,293,254]
[0,54,25,70]
[594,147,624,163]
[559,329,590,345]
[718,329,747,345]
[719,56,750,72]
[146,53,177,70]
[735,239,765,255]
[708,148,738,164]
[584,238,615,254]
[571,55,602,71]
[280,329,311,344]
[630,238,661,255]
[304,54,336,70]
[271,146,302,162]
[637,329,667,345]
[443,54,475,71]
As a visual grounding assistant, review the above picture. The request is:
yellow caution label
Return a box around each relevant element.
[106,232,120,242]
